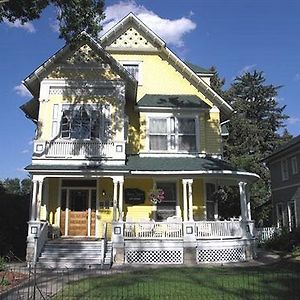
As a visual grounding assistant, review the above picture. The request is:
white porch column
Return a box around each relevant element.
[95,179,100,238]
[113,179,119,222]
[246,184,251,220]
[30,179,38,221]
[239,181,248,221]
[36,177,44,221]
[118,178,124,221]
[182,180,188,221]
[187,179,194,221]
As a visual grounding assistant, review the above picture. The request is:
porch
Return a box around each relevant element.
[25,155,259,266]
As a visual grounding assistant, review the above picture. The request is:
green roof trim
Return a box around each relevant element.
[184,62,213,74]
[137,94,210,109]
[26,156,242,172]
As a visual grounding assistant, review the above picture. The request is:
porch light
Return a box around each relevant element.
[102,189,106,196]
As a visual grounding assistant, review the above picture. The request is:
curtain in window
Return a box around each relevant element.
[149,119,167,150]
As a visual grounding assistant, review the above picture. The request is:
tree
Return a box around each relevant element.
[221,71,291,225]
[0,0,105,42]
[209,66,226,97]
[0,177,32,195]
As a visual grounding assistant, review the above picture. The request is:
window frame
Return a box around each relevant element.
[281,158,289,181]
[291,156,298,175]
[55,104,111,141]
[147,113,199,153]
[120,60,142,84]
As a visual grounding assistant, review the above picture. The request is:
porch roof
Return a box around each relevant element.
[26,155,259,182]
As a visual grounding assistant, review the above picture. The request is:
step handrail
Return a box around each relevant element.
[101,222,108,267]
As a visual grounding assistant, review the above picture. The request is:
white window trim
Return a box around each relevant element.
[291,156,298,175]
[119,60,143,85]
[281,158,289,181]
[146,112,200,153]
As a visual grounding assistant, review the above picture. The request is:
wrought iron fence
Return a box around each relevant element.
[1,263,300,299]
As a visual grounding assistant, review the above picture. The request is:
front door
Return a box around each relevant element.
[60,189,96,237]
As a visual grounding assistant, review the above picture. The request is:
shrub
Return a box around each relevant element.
[264,227,300,252]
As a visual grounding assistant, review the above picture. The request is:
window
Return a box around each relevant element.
[291,157,298,175]
[281,159,289,181]
[60,104,111,140]
[149,117,196,152]
[206,183,216,221]
[155,182,177,221]
[123,64,139,81]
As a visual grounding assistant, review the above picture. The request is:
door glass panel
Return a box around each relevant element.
[61,189,67,211]
[69,190,89,211]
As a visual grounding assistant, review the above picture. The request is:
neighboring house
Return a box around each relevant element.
[21,13,259,267]
[265,135,300,231]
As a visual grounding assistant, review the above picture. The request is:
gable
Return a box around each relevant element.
[23,32,137,97]
[47,44,122,81]
[101,13,233,116]
[105,26,158,51]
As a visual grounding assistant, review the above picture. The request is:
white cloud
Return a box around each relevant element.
[14,84,31,97]
[21,149,29,154]
[238,64,257,75]
[102,1,196,48]
[287,116,300,125]
[3,18,36,33]
[49,19,60,33]
[294,73,300,82]
[16,168,26,173]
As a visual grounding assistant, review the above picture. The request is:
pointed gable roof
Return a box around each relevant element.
[23,32,137,97]
[100,13,233,116]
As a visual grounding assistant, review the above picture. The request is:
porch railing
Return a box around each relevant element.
[256,226,280,243]
[36,221,48,262]
[195,221,244,239]
[45,140,115,158]
[124,222,183,239]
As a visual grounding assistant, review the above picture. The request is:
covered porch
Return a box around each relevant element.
[25,156,259,265]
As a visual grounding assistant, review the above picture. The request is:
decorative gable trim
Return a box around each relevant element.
[23,32,137,98]
[100,13,233,116]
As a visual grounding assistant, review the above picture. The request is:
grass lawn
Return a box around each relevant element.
[53,260,300,300]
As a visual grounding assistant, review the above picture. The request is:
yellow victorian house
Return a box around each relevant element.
[21,13,259,268]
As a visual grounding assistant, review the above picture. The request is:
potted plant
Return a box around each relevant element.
[148,188,165,205]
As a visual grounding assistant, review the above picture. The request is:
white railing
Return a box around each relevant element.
[195,221,243,239]
[36,221,48,262]
[45,140,114,158]
[256,227,279,243]
[124,222,183,239]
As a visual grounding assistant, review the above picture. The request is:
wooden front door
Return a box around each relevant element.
[68,190,89,236]
[60,189,96,237]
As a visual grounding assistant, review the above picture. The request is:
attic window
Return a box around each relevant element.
[123,63,139,81]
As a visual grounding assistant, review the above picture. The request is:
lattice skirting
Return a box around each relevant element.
[126,249,183,264]
[197,247,246,263]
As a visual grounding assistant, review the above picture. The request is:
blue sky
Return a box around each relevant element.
[1,0,300,179]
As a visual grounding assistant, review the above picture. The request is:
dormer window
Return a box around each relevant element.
[148,116,197,152]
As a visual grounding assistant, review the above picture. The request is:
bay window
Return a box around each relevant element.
[149,116,197,152]
[57,104,111,140]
